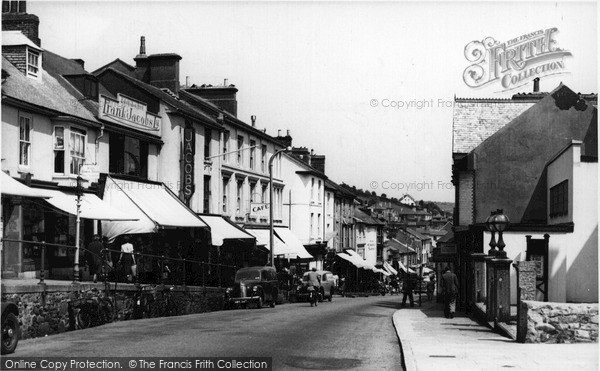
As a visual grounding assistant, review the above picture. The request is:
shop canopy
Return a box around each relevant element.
[373,267,391,276]
[245,228,295,257]
[397,260,416,274]
[1,172,54,198]
[383,261,399,275]
[101,176,207,242]
[43,189,138,221]
[198,215,255,246]
[273,227,313,259]
[346,249,374,270]
[337,252,360,267]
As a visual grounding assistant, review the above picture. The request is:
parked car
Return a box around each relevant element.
[297,270,335,302]
[1,301,19,354]
[224,266,279,309]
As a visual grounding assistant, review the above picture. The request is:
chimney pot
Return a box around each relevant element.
[140,36,146,55]
[278,129,281,136]
[533,77,540,93]
[224,78,228,86]
[251,115,256,127]
[186,76,190,87]
[287,129,290,136]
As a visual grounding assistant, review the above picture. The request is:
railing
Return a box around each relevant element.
[0,238,239,288]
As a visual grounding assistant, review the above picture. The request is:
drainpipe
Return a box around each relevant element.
[95,125,105,166]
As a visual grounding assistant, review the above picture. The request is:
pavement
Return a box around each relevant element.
[393,300,599,371]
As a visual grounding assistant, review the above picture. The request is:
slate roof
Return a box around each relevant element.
[437,230,454,244]
[354,208,385,225]
[324,179,355,198]
[405,227,430,241]
[282,152,328,180]
[385,238,416,254]
[452,99,536,154]
[96,68,218,127]
[2,56,99,124]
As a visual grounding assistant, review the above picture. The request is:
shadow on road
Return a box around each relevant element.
[370,300,403,309]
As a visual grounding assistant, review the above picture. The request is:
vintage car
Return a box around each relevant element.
[1,301,20,354]
[297,270,335,302]
[224,266,279,309]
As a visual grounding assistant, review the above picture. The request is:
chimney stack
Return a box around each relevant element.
[275,130,293,148]
[186,76,190,88]
[139,36,146,56]
[251,115,256,127]
[224,78,228,86]
[533,77,540,93]
[133,36,182,93]
[278,129,281,136]
[2,1,41,46]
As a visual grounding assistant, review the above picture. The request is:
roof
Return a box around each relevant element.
[324,179,355,198]
[405,228,430,241]
[91,58,136,77]
[282,152,328,180]
[2,30,42,50]
[452,98,535,154]
[437,230,454,244]
[391,204,431,216]
[354,208,385,225]
[385,238,416,254]
[96,68,219,127]
[2,56,99,124]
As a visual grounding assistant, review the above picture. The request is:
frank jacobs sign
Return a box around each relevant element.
[99,94,162,136]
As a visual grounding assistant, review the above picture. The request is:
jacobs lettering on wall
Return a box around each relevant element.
[182,127,195,204]
[98,94,162,136]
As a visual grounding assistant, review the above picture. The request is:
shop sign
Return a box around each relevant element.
[182,127,195,204]
[80,164,99,182]
[98,94,162,136]
[441,243,457,255]
[250,203,270,218]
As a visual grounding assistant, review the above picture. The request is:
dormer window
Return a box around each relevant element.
[27,48,39,78]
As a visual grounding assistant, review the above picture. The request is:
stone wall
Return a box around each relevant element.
[1,283,227,340]
[518,300,598,343]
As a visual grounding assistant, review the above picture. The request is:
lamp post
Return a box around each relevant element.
[485,211,498,256]
[268,147,290,267]
[491,209,509,259]
[73,175,83,283]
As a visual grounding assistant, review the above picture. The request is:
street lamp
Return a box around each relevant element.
[73,175,83,283]
[269,147,291,267]
[491,209,509,259]
[484,211,497,256]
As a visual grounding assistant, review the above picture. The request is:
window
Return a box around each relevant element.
[204,128,211,159]
[203,175,211,213]
[310,213,314,237]
[236,178,244,214]
[69,128,86,175]
[317,214,321,237]
[311,178,315,201]
[222,177,230,213]
[250,140,256,170]
[237,135,243,165]
[223,130,230,162]
[27,49,39,78]
[19,114,31,166]
[53,126,65,173]
[109,133,148,178]
[261,145,267,172]
[250,182,257,204]
[550,180,568,217]
[262,184,268,203]
[318,180,322,201]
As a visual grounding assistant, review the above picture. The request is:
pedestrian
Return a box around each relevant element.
[85,234,103,283]
[118,235,137,283]
[401,273,416,307]
[306,267,321,307]
[441,266,459,318]
[426,274,436,302]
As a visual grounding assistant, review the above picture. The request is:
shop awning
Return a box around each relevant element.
[245,228,294,257]
[397,260,416,274]
[1,172,54,198]
[337,252,361,267]
[198,215,255,246]
[346,249,374,270]
[44,189,138,221]
[373,267,391,276]
[274,227,313,259]
[384,261,399,275]
[101,176,207,242]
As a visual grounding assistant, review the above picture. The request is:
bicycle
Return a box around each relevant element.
[69,288,115,329]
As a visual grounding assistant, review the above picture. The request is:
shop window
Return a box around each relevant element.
[550,180,568,217]
[19,113,31,166]
[69,128,86,175]
[53,126,65,173]
[27,48,39,78]
[109,133,148,178]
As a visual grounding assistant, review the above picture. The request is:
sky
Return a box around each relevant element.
[26,1,598,202]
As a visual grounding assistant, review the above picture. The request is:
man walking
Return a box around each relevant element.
[401,273,416,307]
[441,266,459,318]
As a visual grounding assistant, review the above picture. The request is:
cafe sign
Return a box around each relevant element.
[99,94,162,136]
[250,203,270,219]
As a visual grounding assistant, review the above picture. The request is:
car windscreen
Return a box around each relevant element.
[236,271,261,281]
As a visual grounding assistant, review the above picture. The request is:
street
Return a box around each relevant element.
[6,295,405,370]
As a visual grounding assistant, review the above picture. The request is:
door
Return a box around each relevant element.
[526,234,549,302]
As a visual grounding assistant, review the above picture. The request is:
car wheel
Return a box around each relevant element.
[1,313,19,355]
[77,309,93,329]
[329,289,333,302]
[269,300,275,308]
